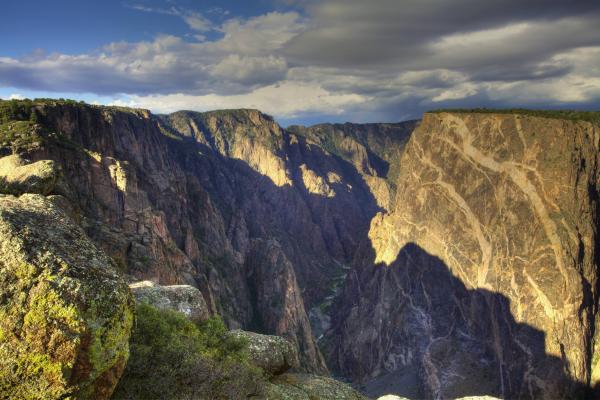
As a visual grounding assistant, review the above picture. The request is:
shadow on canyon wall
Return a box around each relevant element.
[328,241,597,399]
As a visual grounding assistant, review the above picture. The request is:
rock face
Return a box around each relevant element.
[0,193,134,400]
[129,280,210,323]
[228,329,299,375]
[288,122,415,210]
[326,112,600,399]
[245,239,328,374]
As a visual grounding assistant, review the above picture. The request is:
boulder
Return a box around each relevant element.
[228,329,300,375]
[0,154,59,195]
[0,194,134,400]
[267,373,368,400]
[129,280,210,323]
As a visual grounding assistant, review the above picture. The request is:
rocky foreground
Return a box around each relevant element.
[0,99,599,399]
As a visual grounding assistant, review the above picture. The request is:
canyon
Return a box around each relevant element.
[0,99,599,399]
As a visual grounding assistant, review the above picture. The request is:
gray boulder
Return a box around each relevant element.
[129,280,210,323]
[228,329,300,375]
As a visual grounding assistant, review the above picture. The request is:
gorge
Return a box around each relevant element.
[0,99,599,399]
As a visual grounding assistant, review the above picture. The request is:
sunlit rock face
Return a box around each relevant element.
[326,112,600,399]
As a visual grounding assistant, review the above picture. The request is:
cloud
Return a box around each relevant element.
[125,3,213,32]
[111,81,369,118]
[0,1,599,123]
[284,0,600,69]
[210,54,288,85]
[0,12,305,96]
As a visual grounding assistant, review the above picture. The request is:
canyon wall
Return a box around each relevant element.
[0,100,412,375]
[326,112,600,399]
[4,99,599,399]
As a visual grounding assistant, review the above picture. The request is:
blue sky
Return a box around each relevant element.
[1,0,600,125]
[0,1,280,56]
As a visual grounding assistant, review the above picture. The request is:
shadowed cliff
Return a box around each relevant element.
[0,99,412,375]
[327,242,592,399]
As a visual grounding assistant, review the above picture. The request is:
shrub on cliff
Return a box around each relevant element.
[112,303,264,399]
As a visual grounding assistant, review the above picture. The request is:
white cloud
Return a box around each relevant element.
[432,83,478,102]
[182,14,212,32]
[0,12,306,96]
[210,54,287,84]
[111,81,369,118]
[210,12,305,56]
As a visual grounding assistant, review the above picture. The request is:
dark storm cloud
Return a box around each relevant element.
[285,0,600,71]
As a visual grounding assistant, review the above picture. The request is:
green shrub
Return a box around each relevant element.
[112,303,264,400]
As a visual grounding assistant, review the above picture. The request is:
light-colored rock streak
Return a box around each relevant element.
[411,139,492,289]
[443,115,570,313]
[422,180,492,289]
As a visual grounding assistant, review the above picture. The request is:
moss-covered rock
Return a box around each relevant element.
[228,330,299,375]
[266,373,368,400]
[0,194,134,400]
[0,154,59,195]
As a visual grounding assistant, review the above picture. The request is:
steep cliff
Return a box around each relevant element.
[326,111,600,399]
[0,99,410,376]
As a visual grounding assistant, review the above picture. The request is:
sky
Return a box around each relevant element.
[1,0,600,126]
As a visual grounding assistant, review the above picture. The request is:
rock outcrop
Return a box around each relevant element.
[245,239,328,374]
[129,280,211,323]
[0,154,59,195]
[267,373,367,400]
[326,111,600,399]
[0,193,134,400]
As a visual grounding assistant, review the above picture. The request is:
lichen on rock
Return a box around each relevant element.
[0,194,134,400]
